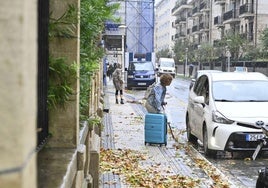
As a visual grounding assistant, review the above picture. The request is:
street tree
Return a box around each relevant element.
[260,28,268,59]
[173,39,193,64]
[198,43,217,69]
[80,0,119,121]
[222,33,249,61]
[156,49,172,59]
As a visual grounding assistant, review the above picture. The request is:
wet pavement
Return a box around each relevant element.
[99,79,238,188]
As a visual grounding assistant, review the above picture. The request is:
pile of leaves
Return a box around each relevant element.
[192,158,230,188]
[100,148,201,187]
[182,145,231,188]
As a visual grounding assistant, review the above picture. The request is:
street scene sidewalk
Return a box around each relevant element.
[100,79,237,188]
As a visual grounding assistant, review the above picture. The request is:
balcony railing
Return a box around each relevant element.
[187,28,191,34]
[214,0,225,5]
[172,0,188,14]
[239,3,254,15]
[200,1,209,11]
[175,16,186,24]
[199,22,209,30]
[192,7,199,15]
[214,15,223,25]
[223,9,239,22]
[192,25,199,33]
[179,32,186,37]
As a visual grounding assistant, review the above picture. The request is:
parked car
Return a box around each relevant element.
[125,61,156,90]
[157,57,176,78]
[186,72,268,157]
[189,70,222,89]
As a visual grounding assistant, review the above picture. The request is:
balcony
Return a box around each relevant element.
[172,0,193,16]
[175,17,187,25]
[187,28,191,35]
[192,6,202,17]
[223,9,240,24]
[192,25,200,33]
[178,32,186,38]
[214,16,224,27]
[214,0,225,5]
[200,1,210,12]
[199,22,209,32]
[239,3,254,18]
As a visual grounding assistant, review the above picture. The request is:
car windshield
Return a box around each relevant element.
[160,61,174,67]
[129,61,154,71]
[213,80,268,102]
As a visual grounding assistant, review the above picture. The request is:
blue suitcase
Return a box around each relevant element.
[144,113,167,146]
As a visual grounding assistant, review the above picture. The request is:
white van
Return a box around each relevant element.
[157,58,176,78]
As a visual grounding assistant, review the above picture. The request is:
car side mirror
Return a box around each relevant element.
[125,68,127,71]
[193,96,205,104]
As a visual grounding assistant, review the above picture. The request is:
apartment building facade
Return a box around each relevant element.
[155,0,176,54]
[172,0,268,50]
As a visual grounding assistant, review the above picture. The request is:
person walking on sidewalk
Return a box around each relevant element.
[112,63,124,104]
[145,74,173,113]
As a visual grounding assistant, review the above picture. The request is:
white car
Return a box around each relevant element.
[186,72,268,157]
[189,70,222,89]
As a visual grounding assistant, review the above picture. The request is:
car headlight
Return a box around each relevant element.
[149,74,155,79]
[127,75,134,78]
[212,111,234,124]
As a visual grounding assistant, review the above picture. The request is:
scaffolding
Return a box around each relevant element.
[104,0,155,65]
[125,0,155,54]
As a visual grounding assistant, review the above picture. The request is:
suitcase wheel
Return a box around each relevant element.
[145,142,150,146]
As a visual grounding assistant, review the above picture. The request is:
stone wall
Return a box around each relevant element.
[0,0,37,187]
[38,0,103,187]
[0,0,103,187]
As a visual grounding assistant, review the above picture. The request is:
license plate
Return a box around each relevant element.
[138,83,146,86]
[246,134,264,141]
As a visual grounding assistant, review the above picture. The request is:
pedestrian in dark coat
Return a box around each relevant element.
[107,64,114,79]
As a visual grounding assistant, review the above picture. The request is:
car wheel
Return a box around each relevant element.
[186,114,197,143]
[203,126,217,157]
[256,177,266,188]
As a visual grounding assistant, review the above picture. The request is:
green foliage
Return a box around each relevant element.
[79,0,119,121]
[261,28,268,50]
[49,4,78,38]
[173,39,190,63]
[198,43,216,63]
[87,117,103,131]
[156,49,172,59]
[48,56,77,109]
[48,5,78,109]
[223,33,249,60]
